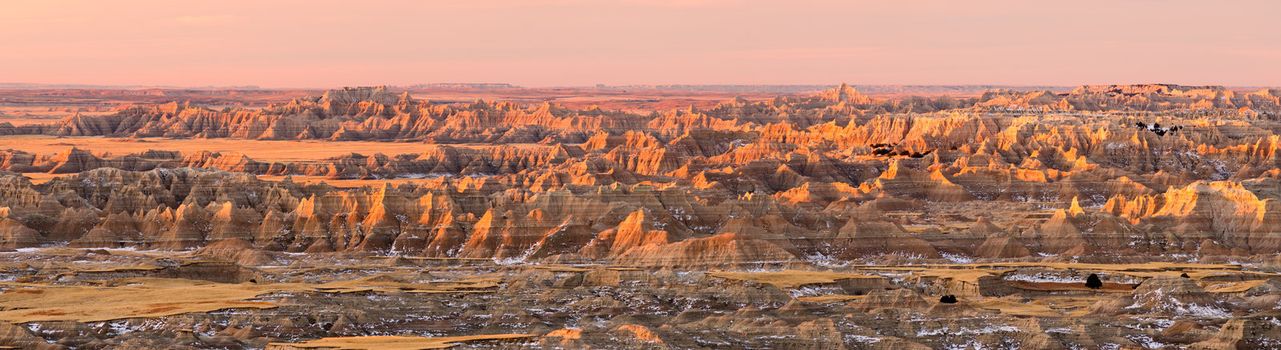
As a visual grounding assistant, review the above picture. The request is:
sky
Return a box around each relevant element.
[2,0,1278,88]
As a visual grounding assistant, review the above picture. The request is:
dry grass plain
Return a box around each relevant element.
[706,262,1271,303]
[265,334,533,350]
[0,106,114,126]
[0,278,276,323]
[0,135,551,186]
[0,274,499,323]
[0,135,443,161]
[0,243,1275,348]
[708,270,881,288]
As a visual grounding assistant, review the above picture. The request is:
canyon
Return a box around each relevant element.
[1,84,1280,349]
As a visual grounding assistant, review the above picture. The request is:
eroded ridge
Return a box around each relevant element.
[0,84,1280,349]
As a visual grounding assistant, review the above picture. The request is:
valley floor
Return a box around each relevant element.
[1,248,1278,349]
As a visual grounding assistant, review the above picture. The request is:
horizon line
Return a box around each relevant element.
[3,82,1278,91]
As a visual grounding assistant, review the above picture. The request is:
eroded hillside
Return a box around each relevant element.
[2,84,1281,263]
[1,84,1280,349]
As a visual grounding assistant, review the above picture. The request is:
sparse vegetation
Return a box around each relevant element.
[0,274,498,323]
[708,270,881,289]
[267,334,533,350]
[1085,273,1103,289]
[1,83,1278,348]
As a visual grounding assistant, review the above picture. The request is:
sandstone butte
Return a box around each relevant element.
[0,84,1279,266]
[2,84,1281,349]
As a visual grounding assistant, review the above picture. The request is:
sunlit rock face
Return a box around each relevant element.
[3,84,1280,264]
[3,85,1281,349]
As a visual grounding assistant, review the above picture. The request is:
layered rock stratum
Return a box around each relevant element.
[0,84,1279,349]
[3,84,1281,261]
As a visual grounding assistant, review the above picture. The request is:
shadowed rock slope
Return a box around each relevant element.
[1,84,1280,267]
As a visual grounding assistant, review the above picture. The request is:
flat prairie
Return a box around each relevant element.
[0,135,468,161]
[265,334,534,350]
[708,270,881,288]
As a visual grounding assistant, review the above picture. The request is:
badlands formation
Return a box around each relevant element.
[0,84,1280,349]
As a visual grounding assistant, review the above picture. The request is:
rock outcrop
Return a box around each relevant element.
[1,84,1280,265]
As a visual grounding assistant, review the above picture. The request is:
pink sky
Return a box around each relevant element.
[2,0,1278,88]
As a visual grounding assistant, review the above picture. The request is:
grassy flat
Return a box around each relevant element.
[0,278,274,323]
[0,135,544,163]
[1203,279,1269,293]
[709,270,880,288]
[1006,281,1137,293]
[973,297,1062,317]
[0,274,501,323]
[796,294,866,303]
[266,334,533,350]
